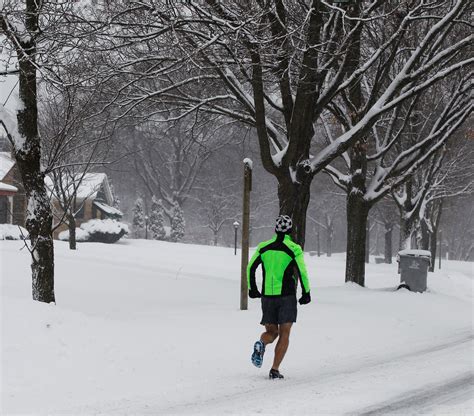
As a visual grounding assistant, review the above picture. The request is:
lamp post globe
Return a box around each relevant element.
[233,221,239,255]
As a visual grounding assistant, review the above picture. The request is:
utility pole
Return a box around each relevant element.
[240,159,252,311]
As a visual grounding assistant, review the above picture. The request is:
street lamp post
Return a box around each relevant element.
[240,158,252,311]
[233,221,239,255]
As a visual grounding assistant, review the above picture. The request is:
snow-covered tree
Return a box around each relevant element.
[324,69,471,285]
[307,195,344,258]
[444,195,474,262]
[133,198,146,237]
[91,0,472,251]
[374,200,399,264]
[109,183,121,210]
[149,196,166,240]
[394,134,474,267]
[0,1,57,302]
[41,87,115,251]
[170,202,185,242]
[128,117,241,222]
[198,179,238,246]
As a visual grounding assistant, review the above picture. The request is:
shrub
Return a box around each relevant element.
[0,224,28,240]
[81,219,129,243]
[150,196,166,240]
[58,228,89,242]
[58,219,129,244]
[170,202,185,242]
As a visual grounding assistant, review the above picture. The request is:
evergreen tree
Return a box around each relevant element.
[109,183,121,209]
[150,196,166,240]
[170,201,185,242]
[132,197,145,237]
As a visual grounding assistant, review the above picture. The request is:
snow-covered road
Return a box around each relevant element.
[359,373,473,416]
[106,334,472,415]
[1,240,473,415]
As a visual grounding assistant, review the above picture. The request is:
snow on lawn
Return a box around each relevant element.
[0,224,28,240]
[1,240,473,415]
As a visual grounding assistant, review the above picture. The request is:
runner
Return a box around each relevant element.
[248,215,311,379]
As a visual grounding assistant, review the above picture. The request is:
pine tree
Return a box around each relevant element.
[109,183,121,209]
[132,197,145,237]
[170,201,185,242]
[150,196,166,240]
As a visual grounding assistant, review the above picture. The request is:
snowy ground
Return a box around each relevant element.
[1,239,473,415]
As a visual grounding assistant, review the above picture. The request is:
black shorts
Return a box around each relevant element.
[260,295,297,325]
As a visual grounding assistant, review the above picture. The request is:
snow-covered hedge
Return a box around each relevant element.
[0,224,28,240]
[58,228,89,242]
[59,219,129,244]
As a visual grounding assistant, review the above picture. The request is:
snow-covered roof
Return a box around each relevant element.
[93,201,123,218]
[76,173,108,199]
[0,152,15,180]
[45,172,113,204]
[0,181,17,192]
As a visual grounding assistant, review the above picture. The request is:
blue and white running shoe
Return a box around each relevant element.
[251,340,265,368]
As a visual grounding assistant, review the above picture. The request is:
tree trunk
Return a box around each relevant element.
[418,219,430,251]
[399,215,415,250]
[345,195,369,286]
[68,213,77,250]
[326,227,332,257]
[429,201,443,272]
[384,226,393,264]
[14,32,55,303]
[213,231,218,246]
[365,219,370,263]
[277,174,311,248]
[317,227,321,256]
[429,230,437,272]
[16,154,55,303]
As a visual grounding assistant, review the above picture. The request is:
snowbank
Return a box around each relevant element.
[0,223,28,240]
[58,227,89,242]
[1,239,472,415]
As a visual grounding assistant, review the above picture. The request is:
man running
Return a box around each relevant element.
[247,215,311,379]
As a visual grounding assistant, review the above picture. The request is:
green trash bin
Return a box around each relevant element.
[397,249,431,292]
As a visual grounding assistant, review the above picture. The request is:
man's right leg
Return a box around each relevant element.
[261,324,279,345]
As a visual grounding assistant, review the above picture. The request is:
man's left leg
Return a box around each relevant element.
[271,323,292,371]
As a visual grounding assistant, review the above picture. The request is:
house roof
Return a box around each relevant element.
[93,200,123,218]
[0,152,15,180]
[45,172,114,205]
[75,173,109,199]
[0,181,18,193]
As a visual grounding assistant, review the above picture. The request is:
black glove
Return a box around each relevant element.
[299,292,311,305]
[249,289,262,298]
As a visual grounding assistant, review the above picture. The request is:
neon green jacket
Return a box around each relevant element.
[247,233,310,297]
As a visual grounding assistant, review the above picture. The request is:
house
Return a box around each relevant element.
[0,151,122,239]
[45,172,123,239]
[0,152,27,226]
